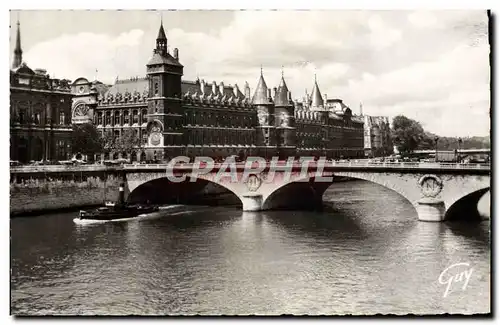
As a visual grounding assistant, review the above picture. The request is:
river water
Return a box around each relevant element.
[10,180,490,315]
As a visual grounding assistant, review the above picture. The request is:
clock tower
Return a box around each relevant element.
[145,21,184,160]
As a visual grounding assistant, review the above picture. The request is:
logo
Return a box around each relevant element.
[438,262,474,298]
[246,175,262,192]
[418,174,443,197]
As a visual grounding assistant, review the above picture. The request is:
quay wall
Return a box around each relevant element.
[10,167,123,216]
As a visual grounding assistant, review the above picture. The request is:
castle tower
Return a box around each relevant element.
[310,75,324,110]
[252,68,276,158]
[12,18,22,69]
[146,20,184,160]
[274,70,296,158]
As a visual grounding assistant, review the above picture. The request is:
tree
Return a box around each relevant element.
[391,115,426,154]
[102,131,115,159]
[71,123,104,162]
[113,129,141,162]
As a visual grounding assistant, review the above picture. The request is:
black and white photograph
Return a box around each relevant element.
[8,6,491,316]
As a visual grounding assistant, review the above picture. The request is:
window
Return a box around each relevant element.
[105,112,111,125]
[133,110,139,124]
[34,112,41,125]
[124,111,130,124]
[114,111,120,125]
[57,140,65,160]
[18,109,25,124]
[141,109,148,124]
[114,130,120,138]
[97,112,103,125]
[59,111,65,125]
[154,82,159,96]
[155,101,158,113]
[142,132,148,145]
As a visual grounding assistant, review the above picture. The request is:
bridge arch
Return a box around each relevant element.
[261,172,418,213]
[444,187,490,222]
[126,174,243,207]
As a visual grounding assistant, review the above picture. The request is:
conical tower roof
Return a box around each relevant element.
[274,75,290,107]
[252,71,271,105]
[311,77,324,108]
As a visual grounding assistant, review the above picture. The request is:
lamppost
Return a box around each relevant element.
[434,136,439,162]
[458,137,463,163]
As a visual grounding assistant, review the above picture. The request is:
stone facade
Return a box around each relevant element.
[71,22,365,161]
[10,21,73,163]
[363,115,393,157]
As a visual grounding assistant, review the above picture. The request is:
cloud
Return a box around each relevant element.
[21,10,490,137]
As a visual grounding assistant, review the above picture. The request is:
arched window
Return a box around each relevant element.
[154,82,159,96]
[97,112,103,125]
[141,109,148,124]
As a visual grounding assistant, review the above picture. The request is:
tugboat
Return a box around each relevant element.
[78,183,159,221]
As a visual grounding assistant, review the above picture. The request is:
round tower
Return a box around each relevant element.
[251,69,276,159]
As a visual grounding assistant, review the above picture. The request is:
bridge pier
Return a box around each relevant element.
[241,193,263,212]
[416,198,446,222]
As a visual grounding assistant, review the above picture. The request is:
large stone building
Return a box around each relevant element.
[72,22,365,162]
[10,20,74,163]
[363,114,393,157]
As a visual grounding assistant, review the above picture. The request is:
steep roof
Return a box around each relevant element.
[103,77,246,100]
[274,76,290,107]
[157,22,167,41]
[310,79,324,108]
[252,73,271,105]
[147,52,183,67]
[105,77,149,96]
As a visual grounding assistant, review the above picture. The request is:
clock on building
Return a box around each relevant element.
[151,132,161,146]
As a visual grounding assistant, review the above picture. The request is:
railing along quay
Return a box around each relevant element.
[10,161,490,173]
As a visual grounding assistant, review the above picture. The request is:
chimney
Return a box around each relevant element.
[244,81,250,98]
[200,79,205,94]
[234,83,239,97]
[212,81,217,94]
[268,89,272,99]
[219,81,225,95]
[324,94,328,103]
[288,91,292,101]
[273,87,277,98]
[173,48,179,60]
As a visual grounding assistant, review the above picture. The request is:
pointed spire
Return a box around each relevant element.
[275,70,290,107]
[155,16,167,54]
[311,76,324,108]
[12,16,22,69]
[252,69,271,105]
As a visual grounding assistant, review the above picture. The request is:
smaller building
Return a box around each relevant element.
[10,20,74,163]
[363,115,393,157]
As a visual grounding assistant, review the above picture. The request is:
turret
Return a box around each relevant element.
[310,75,324,109]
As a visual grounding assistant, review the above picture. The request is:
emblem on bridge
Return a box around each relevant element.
[418,174,443,198]
[246,175,262,192]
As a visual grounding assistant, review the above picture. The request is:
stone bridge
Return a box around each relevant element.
[123,161,490,222]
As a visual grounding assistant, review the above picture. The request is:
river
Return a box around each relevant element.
[10,180,490,315]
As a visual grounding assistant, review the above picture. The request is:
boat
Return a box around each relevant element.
[77,182,158,221]
[78,204,159,221]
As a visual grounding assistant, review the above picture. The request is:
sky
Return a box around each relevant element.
[8,10,491,137]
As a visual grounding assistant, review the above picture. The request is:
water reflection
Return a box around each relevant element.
[11,180,490,315]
